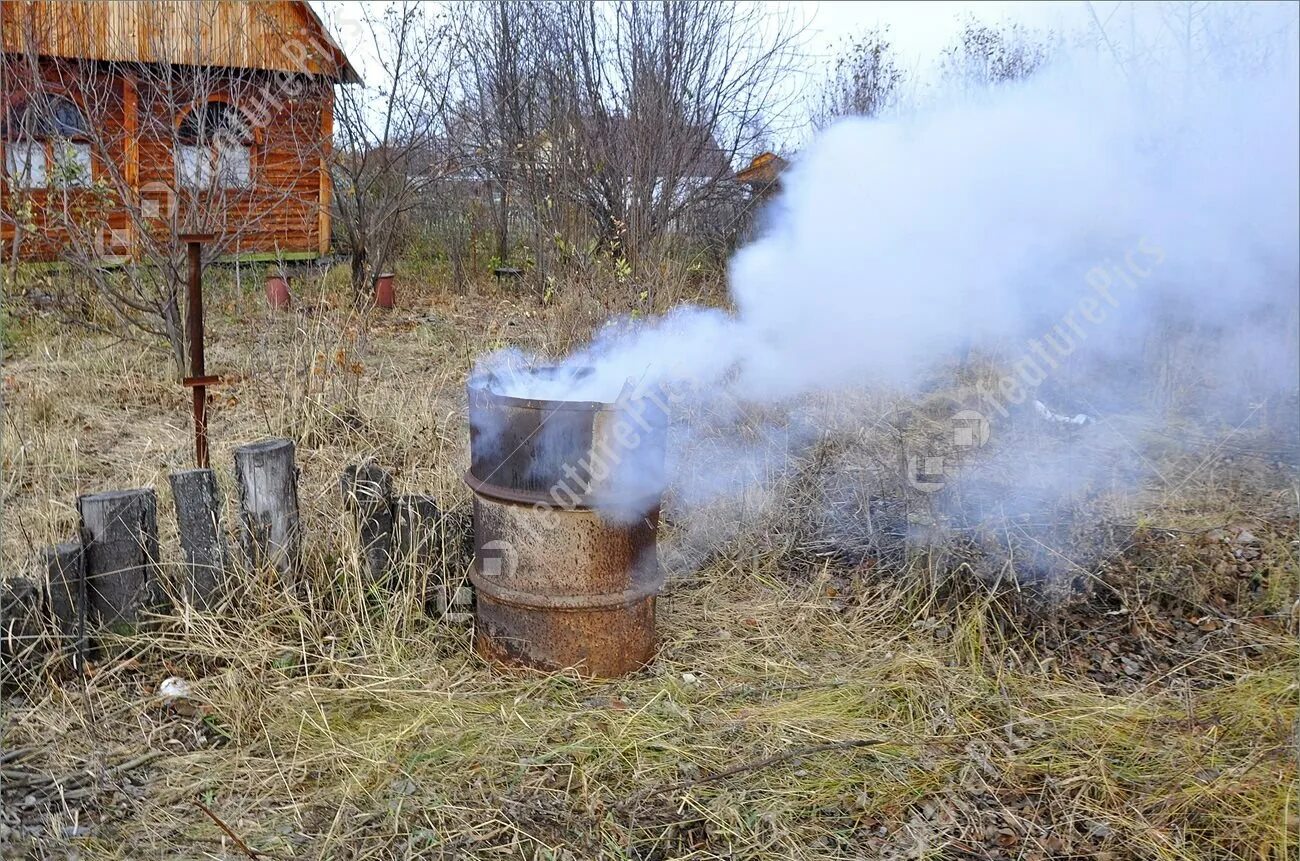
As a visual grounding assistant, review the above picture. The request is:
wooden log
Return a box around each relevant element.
[394,493,439,605]
[169,468,230,610]
[443,503,475,624]
[340,462,394,583]
[394,495,471,622]
[394,494,441,569]
[233,438,301,580]
[169,468,230,611]
[1,577,45,683]
[77,489,163,633]
[42,540,86,665]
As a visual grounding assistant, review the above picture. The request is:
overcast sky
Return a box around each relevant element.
[316,1,1089,78]
[798,0,1087,64]
[312,2,1295,148]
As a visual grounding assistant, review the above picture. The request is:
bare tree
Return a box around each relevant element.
[814,27,906,128]
[446,1,549,266]
[538,1,803,266]
[329,1,453,297]
[1084,1,1299,83]
[941,17,1056,89]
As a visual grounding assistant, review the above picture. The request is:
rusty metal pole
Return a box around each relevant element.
[178,233,215,467]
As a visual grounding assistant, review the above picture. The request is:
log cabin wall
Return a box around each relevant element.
[129,65,335,257]
[1,58,131,260]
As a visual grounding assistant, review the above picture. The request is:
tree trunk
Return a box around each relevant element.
[77,488,163,633]
[494,179,510,262]
[169,468,230,609]
[162,286,186,378]
[234,438,302,582]
[350,246,369,297]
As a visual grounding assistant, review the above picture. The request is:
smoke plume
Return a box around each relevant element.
[480,20,1300,558]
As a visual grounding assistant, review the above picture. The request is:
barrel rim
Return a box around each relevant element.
[464,469,664,515]
[469,366,664,413]
[469,375,611,412]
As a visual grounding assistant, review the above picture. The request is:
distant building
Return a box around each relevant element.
[736,151,789,201]
[735,151,790,240]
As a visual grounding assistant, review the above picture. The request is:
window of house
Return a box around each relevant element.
[4,141,47,186]
[2,96,92,187]
[177,100,253,188]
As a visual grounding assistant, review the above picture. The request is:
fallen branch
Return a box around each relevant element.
[193,799,265,860]
[3,750,164,796]
[0,746,36,765]
[192,799,292,861]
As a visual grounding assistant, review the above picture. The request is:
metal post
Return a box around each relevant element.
[178,233,216,468]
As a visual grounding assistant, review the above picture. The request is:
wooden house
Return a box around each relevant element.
[0,0,359,262]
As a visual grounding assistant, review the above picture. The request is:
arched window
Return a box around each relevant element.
[176,100,252,188]
[2,95,93,187]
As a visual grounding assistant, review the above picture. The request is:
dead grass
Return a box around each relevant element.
[1,268,1297,860]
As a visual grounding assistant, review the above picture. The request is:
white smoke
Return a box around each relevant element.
[478,15,1300,546]
[492,60,1296,402]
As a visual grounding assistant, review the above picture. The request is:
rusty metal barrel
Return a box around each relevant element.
[465,367,668,677]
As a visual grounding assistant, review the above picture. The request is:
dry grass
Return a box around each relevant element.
[1,266,1297,860]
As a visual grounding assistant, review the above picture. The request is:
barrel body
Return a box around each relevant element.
[466,369,667,677]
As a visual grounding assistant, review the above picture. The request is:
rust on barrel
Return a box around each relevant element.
[465,366,668,677]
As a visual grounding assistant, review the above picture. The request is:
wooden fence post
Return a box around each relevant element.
[394,494,472,621]
[233,438,301,580]
[169,468,229,609]
[78,488,162,633]
[394,493,440,567]
[42,540,86,665]
[1,577,44,684]
[341,462,394,583]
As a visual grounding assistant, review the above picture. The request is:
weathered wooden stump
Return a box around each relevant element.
[169,468,229,609]
[394,494,441,569]
[442,505,475,624]
[394,494,471,621]
[394,493,440,604]
[42,540,86,664]
[341,462,394,583]
[78,488,163,633]
[234,438,301,580]
[1,577,45,684]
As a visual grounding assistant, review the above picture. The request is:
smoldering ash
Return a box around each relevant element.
[478,25,1299,523]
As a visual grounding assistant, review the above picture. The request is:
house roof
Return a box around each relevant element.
[736,151,789,187]
[0,0,361,84]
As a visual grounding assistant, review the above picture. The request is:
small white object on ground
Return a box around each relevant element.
[158,676,192,705]
[1034,400,1092,426]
